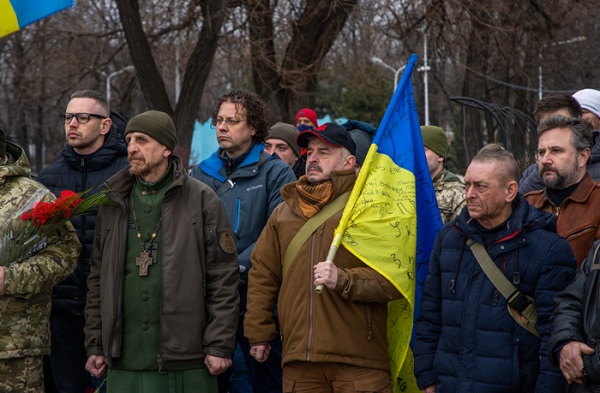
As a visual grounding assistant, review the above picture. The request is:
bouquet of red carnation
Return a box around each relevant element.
[0,189,112,266]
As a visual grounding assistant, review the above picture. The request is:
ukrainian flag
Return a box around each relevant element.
[330,53,442,392]
[0,0,73,38]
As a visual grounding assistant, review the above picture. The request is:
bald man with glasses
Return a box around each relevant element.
[38,90,130,393]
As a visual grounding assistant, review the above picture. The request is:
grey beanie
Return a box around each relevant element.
[267,122,301,158]
[125,110,178,151]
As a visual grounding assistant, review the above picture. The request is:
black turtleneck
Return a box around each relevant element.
[546,180,581,207]
[475,217,511,248]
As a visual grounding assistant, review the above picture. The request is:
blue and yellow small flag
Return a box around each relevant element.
[0,0,74,38]
[328,53,442,392]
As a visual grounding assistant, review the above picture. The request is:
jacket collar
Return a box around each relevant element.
[281,169,357,219]
[199,143,266,182]
[455,193,555,248]
[104,156,187,202]
[62,128,128,171]
[531,172,597,209]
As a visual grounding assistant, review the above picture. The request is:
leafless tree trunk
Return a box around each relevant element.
[246,0,358,122]
[116,0,229,166]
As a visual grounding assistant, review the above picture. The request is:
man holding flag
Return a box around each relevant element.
[245,54,441,392]
[244,123,401,391]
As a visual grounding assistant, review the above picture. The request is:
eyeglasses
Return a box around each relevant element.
[213,117,244,127]
[59,113,107,124]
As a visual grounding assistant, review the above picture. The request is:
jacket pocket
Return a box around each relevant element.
[352,368,392,392]
[565,226,596,241]
[234,197,241,235]
[283,373,295,393]
[512,338,521,392]
[362,303,373,341]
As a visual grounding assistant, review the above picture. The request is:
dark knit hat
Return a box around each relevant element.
[420,125,448,158]
[297,123,356,155]
[125,110,177,151]
[295,108,319,127]
[342,120,376,166]
[0,120,6,159]
[267,122,301,158]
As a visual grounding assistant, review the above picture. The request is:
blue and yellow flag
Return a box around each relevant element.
[0,0,73,38]
[330,53,441,392]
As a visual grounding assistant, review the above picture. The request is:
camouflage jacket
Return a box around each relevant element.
[0,141,80,360]
[433,168,466,225]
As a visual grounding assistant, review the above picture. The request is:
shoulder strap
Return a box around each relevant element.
[466,239,540,338]
[282,191,351,278]
[216,179,235,197]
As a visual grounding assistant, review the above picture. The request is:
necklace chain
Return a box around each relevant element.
[131,185,162,253]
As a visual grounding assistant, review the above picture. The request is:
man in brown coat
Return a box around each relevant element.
[526,115,600,267]
[244,123,402,392]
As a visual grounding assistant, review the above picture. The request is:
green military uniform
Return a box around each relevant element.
[0,141,80,392]
[433,168,466,225]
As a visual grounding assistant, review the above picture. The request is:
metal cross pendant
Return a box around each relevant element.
[136,251,153,276]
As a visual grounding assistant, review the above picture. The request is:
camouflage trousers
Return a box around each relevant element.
[0,356,44,392]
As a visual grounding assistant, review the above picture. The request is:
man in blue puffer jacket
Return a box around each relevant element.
[37,90,129,393]
[414,144,576,393]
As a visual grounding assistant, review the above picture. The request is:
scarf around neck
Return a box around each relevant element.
[295,176,334,218]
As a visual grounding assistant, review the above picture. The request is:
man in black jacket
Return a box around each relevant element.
[37,90,129,393]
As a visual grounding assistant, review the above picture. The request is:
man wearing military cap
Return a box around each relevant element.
[421,125,465,224]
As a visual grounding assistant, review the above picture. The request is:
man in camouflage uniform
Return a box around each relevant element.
[421,125,465,224]
[0,120,81,392]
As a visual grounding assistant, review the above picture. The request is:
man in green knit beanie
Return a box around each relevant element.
[84,110,239,393]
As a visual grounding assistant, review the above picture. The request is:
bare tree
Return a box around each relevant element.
[245,0,359,122]
[115,0,229,165]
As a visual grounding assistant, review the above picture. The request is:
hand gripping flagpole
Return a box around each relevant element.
[316,233,343,293]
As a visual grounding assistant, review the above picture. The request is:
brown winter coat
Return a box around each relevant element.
[526,173,600,267]
[244,169,402,371]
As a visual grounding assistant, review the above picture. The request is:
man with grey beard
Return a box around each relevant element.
[525,115,600,268]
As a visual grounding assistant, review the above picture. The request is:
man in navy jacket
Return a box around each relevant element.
[414,144,576,393]
[38,90,129,393]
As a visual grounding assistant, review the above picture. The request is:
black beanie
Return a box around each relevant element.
[125,110,177,151]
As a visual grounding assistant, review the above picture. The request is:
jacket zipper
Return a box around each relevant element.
[108,196,127,363]
[234,197,240,235]
[157,188,174,372]
[365,304,372,340]
[566,226,595,241]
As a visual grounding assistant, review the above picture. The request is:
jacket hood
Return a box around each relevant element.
[0,141,32,185]
[199,143,268,182]
[590,130,600,163]
[454,193,557,242]
[62,127,128,171]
